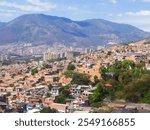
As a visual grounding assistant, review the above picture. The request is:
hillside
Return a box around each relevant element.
[144,38,150,44]
[128,38,150,45]
[0,14,149,47]
[0,22,6,28]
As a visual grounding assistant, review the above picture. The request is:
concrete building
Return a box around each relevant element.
[0,54,8,62]
[66,51,80,59]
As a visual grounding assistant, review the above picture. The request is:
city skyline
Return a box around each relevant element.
[0,0,150,31]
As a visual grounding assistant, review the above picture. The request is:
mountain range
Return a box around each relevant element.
[0,14,149,47]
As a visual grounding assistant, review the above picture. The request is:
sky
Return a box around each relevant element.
[0,0,150,31]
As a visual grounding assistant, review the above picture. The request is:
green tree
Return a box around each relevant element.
[54,85,72,104]
[0,80,3,83]
[40,107,57,113]
[72,73,91,85]
[118,71,132,85]
[100,66,107,80]
[31,67,38,75]
[89,83,111,106]
[48,83,53,90]
[13,87,16,91]
[99,60,150,104]
[107,51,112,55]
[67,64,76,70]
[5,92,11,97]
[64,71,91,85]
[54,94,66,104]
[125,74,150,103]
[93,75,100,86]
[64,70,74,78]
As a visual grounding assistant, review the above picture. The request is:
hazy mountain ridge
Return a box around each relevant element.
[0,14,149,47]
[0,22,6,28]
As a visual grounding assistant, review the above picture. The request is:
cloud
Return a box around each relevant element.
[108,13,114,17]
[0,9,21,21]
[0,9,18,19]
[0,0,56,12]
[142,0,150,2]
[97,0,118,4]
[26,0,57,10]
[67,6,78,11]
[126,10,150,16]
[109,0,118,4]
[0,9,17,13]
[0,1,40,12]
[117,13,123,17]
